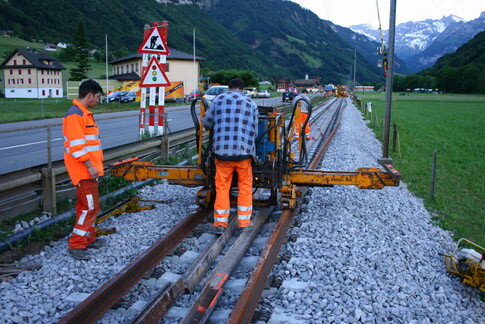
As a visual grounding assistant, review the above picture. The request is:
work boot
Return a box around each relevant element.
[88,238,107,249]
[213,226,226,235]
[68,248,91,260]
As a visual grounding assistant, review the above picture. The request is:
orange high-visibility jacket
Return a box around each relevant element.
[63,99,103,185]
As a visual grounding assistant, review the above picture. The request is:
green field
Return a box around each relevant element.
[0,36,46,57]
[0,98,140,123]
[359,92,485,246]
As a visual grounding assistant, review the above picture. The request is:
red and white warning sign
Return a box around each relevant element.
[139,56,171,87]
[138,27,170,54]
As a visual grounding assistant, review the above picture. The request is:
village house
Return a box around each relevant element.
[293,75,321,92]
[275,78,293,92]
[0,48,65,98]
[108,48,205,94]
[44,43,57,52]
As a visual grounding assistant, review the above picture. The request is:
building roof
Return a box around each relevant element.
[108,72,141,81]
[109,48,205,64]
[294,79,319,86]
[0,48,66,70]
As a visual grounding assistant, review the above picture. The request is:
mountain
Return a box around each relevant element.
[350,14,485,73]
[348,24,381,42]
[332,23,409,75]
[206,0,388,83]
[351,15,464,60]
[420,31,485,93]
[408,12,485,72]
[0,0,388,83]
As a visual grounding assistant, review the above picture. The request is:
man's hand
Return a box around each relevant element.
[83,160,98,180]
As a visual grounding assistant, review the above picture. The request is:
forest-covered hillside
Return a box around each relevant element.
[0,0,387,83]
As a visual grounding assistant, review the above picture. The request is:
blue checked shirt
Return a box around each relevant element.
[203,90,258,160]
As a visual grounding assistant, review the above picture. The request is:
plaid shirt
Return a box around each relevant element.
[203,90,258,159]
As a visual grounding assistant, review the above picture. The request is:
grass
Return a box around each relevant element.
[358,92,485,247]
[0,99,140,123]
[0,36,46,58]
[0,98,188,123]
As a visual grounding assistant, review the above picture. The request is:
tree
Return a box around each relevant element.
[208,69,259,87]
[69,21,91,81]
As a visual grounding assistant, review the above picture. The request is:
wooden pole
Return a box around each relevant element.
[429,150,437,200]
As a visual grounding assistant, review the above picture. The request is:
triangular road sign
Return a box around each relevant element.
[139,56,171,87]
[138,27,170,54]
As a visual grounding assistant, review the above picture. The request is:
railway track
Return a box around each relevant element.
[58,98,346,323]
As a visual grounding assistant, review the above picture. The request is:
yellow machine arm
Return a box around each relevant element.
[286,167,399,189]
[111,161,206,185]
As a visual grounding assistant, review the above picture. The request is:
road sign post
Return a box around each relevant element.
[138,21,170,136]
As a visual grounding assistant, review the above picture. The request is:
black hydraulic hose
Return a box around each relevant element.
[286,97,313,169]
[0,159,194,253]
[190,97,210,152]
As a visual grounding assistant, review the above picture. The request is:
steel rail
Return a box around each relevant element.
[228,98,346,323]
[125,98,336,323]
[58,208,210,324]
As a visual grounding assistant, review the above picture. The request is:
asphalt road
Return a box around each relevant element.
[0,96,283,175]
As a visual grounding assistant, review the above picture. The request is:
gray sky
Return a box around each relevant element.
[291,0,485,29]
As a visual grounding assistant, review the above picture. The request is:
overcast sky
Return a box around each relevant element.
[291,0,485,29]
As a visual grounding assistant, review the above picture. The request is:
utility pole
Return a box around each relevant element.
[105,34,109,94]
[381,0,397,161]
[353,45,357,91]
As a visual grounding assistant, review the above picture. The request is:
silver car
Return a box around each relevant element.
[203,86,229,102]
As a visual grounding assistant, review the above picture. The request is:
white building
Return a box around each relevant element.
[0,48,66,98]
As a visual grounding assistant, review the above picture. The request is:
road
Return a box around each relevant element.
[0,97,283,174]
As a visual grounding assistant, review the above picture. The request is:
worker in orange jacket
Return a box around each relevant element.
[63,79,105,260]
[202,78,259,234]
[293,89,311,140]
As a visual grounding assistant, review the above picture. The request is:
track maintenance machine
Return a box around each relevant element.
[111,97,400,212]
[441,238,485,293]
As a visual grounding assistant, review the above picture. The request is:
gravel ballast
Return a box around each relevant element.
[0,98,481,323]
[262,98,483,323]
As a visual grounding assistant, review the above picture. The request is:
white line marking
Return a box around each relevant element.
[0,138,63,151]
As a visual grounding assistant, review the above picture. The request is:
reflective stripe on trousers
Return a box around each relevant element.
[69,179,100,249]
[214,158,253,228]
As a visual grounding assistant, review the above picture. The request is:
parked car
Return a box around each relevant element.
[185,89,203,102]
[257,90,270,98]
[243,90,253,98]
[120,92,136,103]
[203,85,228,102]
[103,91,128,103]
[245,88,258,98]
[282,90,298,102]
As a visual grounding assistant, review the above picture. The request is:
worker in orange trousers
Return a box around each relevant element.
[63,79,106,260]
[293,89,311,140]
[202,78,259,233]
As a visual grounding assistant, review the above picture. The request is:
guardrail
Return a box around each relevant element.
[0,127,198,221]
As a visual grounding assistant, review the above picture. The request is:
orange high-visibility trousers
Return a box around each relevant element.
[213,158,253,228]
[68,179,100,249]
[294,112,311,139]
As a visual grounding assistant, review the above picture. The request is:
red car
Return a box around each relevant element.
[185,89,202,102]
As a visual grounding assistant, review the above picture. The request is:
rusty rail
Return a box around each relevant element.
[58,209,210,324]
[228,98,346,323]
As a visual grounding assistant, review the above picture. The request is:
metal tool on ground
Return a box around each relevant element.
[441,238,485,292]
[95,197,155,236]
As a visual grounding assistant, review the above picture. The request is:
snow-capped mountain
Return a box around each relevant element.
[407,12,485,72]
[349,14,485,73]
[350,15,464,60]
